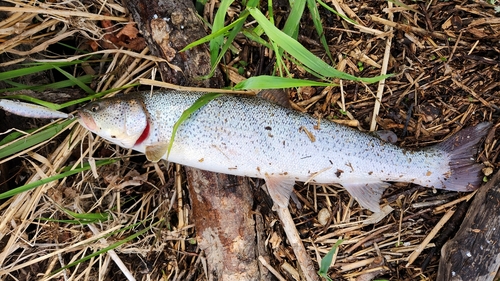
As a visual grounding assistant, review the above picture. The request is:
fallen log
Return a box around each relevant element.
[438,170,500,281]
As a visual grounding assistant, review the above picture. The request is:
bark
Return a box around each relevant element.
[126,0,224,88]
[125,1,261,280]
[185,168,260,281]
[437,170,500,281]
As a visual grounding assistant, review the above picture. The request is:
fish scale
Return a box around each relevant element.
[77,91,491,212]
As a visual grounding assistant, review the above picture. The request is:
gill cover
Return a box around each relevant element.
[78,97,148,148]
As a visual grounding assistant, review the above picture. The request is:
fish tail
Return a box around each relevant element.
[436,122,491,191]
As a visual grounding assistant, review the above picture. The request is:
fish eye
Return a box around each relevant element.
[91,104,99,112]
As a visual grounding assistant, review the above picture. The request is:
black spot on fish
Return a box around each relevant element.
[111,135,116,138]
[335,169,344,178]
[329,160,333,164]
[368,171,373,175]
[265,126,272,130]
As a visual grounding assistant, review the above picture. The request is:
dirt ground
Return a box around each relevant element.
[0,0,499,280]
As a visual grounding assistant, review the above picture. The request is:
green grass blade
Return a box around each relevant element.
[271,0,305,74]
[0,130,31,146]
[56,42,92,53]
[318,239,343,280]
[38,218,108,225]
[0,118,76,160]
[0,75,93,94]
[181,14,248,52]
[0,158,116,200]
[62,208,111,222]
[306,0,333,62]
[0,60,86,81]
[213,15,246,64]
[248,8,391,83]
[200,12,248,79]
[316,0,357,24]
[52,65,95,94]
[241,29,272,49]
[246,0,259,8]
[267,0,275,25]
[234,75,336,89]
[57,83,140,109]
[2,79,27,89]
[210,0,235,65]
[52,219,160,275]
[167,93,222,158]
[38,207,111,225]
[282,0,306,38]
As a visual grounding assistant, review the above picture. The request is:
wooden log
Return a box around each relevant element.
[437,170,500,281]
[126,0,224,88]
[185,168,260,280]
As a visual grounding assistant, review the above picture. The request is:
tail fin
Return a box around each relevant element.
[436,122,491,191]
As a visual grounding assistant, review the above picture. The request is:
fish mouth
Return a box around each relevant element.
[77,110,97,131]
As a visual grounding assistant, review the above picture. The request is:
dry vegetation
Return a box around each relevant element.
[0,0,499,280]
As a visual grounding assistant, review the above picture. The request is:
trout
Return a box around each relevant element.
[77,91,490,212]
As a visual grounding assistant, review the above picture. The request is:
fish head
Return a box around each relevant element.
[77,98,149,148]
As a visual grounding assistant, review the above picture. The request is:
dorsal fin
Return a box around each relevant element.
[257,89,291,108]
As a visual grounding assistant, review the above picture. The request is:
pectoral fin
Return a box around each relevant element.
[374,130,398,144]
[145,142,169,162]
[341,182,390,212]
[264,174,295,208]
[257,89,291,108]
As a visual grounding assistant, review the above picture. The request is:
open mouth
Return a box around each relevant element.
[77,110,97,131]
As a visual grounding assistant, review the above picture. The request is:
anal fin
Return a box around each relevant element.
[264,174,295,208]
[341,182,390,212]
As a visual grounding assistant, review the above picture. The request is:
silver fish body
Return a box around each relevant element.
[78,91,490,211]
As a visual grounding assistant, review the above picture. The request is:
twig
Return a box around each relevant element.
[366,15,456,42]
[0,6,127,21]
[138,78,254,95]
[85,224,136,281]
[370,2,393,132]
[406,208,455,267]
[433,191,477,213]
[345,224,393,254]
[451,78,492,108]
[258,256,287,281]
[276,205,320,281]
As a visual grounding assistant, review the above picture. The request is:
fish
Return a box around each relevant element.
[77,91,491,212]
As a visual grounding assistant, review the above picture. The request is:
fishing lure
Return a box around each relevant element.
[0,99,69,119]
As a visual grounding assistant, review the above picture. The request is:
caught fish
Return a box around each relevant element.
[77,91,490,212]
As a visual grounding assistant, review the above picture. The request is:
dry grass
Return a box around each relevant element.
[0,0,499,280]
